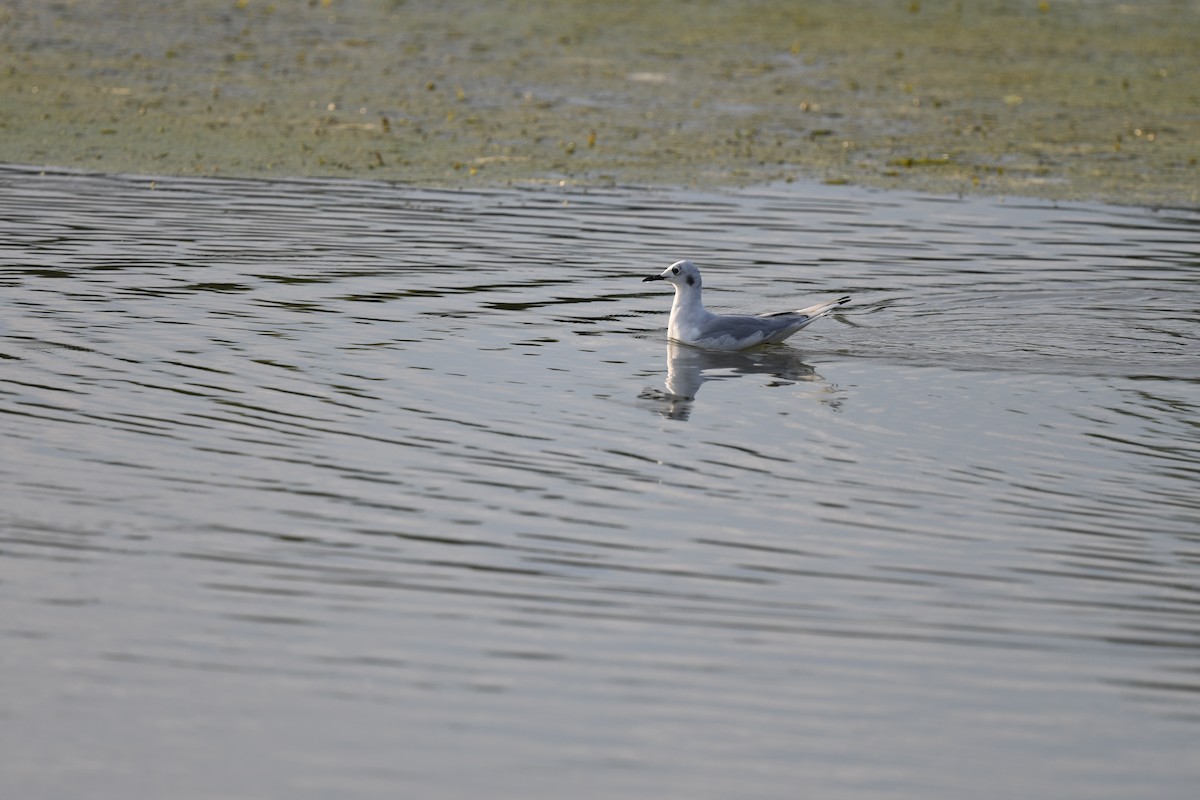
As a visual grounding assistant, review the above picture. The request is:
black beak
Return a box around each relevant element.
[642,275,664,282]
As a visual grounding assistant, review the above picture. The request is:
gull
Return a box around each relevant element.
[642,260,849,351]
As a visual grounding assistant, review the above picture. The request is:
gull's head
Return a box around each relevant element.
[642,259,701,290]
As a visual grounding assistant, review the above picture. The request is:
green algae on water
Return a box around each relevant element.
[1,0,1196,205]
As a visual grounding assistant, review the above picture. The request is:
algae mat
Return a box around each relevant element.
[2,0,1197,205]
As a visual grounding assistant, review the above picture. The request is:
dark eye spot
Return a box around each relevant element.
[686,275,695,286]
[672,266,680,274]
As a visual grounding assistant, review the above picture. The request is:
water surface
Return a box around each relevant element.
[2,166,1198,799]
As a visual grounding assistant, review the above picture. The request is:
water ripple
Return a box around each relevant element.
[2,165,1198,799]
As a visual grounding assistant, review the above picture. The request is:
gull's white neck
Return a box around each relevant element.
[668,283,710,340]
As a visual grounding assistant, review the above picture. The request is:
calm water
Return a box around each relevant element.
[2,165,1198,799]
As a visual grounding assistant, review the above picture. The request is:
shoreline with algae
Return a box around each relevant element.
[2,0,1196,206]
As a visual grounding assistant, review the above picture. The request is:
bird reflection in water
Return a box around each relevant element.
[639,341,843,420]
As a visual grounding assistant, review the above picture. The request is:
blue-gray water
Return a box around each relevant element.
[2,165,1198,799]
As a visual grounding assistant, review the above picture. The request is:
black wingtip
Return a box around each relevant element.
[837,295,851,305]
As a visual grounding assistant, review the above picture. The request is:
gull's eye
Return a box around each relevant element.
[672,266,680,274]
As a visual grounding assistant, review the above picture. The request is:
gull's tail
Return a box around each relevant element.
[795,295,851,318]
[762,295,851,320]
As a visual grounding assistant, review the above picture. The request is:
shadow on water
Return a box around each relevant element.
[1,165,1199,799]
[639,342,842,421]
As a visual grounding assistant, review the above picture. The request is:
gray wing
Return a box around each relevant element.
[694,312,815,349]
[697,313,804,337]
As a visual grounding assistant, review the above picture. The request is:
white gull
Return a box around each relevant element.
[642,260,849,351]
